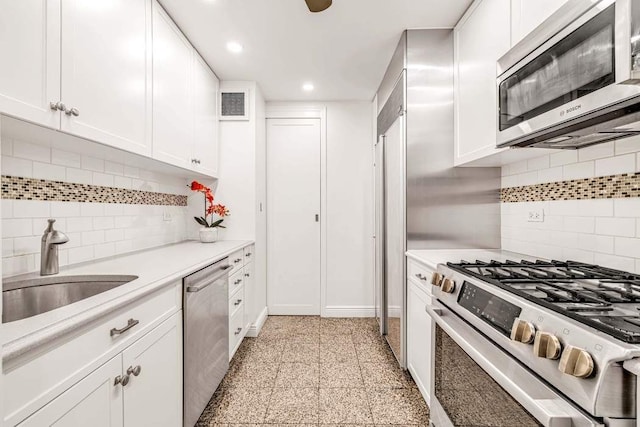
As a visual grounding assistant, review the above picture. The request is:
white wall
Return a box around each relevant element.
[265,101,374,317]
[501,137,640,273]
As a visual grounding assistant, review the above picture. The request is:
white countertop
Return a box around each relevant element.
[2,240,253,362]
[406,248,542,270]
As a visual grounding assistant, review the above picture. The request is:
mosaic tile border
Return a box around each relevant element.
[1,175,188,206]
[501,172,640,203]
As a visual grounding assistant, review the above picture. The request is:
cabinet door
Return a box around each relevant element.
[122,312,182,427]
[511,0,568,46]
[243,261,255,330]
[18,356,123,427]
[60,0,152,156]
[407,281,432,405]
[0,0,61,129]
[192,54,220,177]
[152,0,193,169]
[454,0,510,165]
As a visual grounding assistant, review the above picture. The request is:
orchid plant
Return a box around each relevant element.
[189,181,230,228]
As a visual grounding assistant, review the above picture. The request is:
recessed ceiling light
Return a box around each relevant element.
[226,41,243,53]
[303,83,314,92]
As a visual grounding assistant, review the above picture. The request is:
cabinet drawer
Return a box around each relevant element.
[228,269,244,298]
[408,260,435,292]
[228,249,244,275]
[243,244,254,263]
[229,285,244,319]
[229,305,245,359]
[4,282,181,425]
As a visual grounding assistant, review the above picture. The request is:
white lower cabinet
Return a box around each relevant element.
[18,313,181,427]
[228,244,255,360]
[18,356,123,427]
[407,269,433,405]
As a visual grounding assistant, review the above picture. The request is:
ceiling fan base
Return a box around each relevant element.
[305,0,332,13]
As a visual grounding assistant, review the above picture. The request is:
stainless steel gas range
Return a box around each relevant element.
[426,259,640,427]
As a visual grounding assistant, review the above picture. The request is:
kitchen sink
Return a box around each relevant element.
[2,275,138,323]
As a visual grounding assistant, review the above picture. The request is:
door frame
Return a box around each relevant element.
[265,104,327,316]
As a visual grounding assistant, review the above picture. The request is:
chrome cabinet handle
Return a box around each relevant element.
[415,273,427,281]
[234,299,242,306]
[234,258,242,264]
[64,106,79,116]
[110,318,139,337]
[244,273,250,277]
[114,374,130,387]
[191,159,201,164]
[245,252,252,257]
[49,101,65,111]
[234,327,242,335]
[127,365,142,377]
[234,279,242,285]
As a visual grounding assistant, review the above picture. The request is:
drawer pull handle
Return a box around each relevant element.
[110,318,139,337]
[244,273,250,277]
[114,374,130,387]
[245,252,252,257]
[234,279,242,285]
[415,273,427,281]
[234,299,242,306]
[234,258,242,264]
[127,365,142,377]
[234,327,242,335]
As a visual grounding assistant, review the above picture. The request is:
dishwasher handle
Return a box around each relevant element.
[186,265,233,293]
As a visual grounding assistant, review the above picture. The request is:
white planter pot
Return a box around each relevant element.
[199,227,218,243]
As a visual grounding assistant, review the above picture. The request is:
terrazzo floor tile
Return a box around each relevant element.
[320,341,358,363]
[320,333,354,344]
[265,388,320,424]
[222,363,279,388]
[282,342,320,363]
[319,388,374,424]
[202,387,273,424]
[354,341,396,364]
[240,340,286,364]
[367,388,430,425]
[360,362,414,389]
[275,363,320,388]
[319,362,364,388]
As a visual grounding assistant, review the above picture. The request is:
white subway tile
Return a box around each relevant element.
[594,253,636,272]
[563,216,595,233]
[3,254,36,277]
[578,142,614,162]
[68,246,94,264]
[32,161,66,181]
[94,242,116,259]
[2,199,13,218]
[114,216,133,229]
[65,168,93,185]
[57,248,69,267]
[81,155,104,172]
[595,217,636,237]
[550,150,578,167]
[554,231,578,248]
[81,230,105,245]
[614,198,640,217]
[123,165,140,178]
[13,236,40,255]
[575,199,613,217]
[13,141,50,163]
[105,228,125,242]
[32,218,65,236]
[537,167,563,184]
[595,154,636,177]
[562,248,594,263]
[63,232,82,249]
[2,238,14,257]
[115,239,134,254]
[93,216,115,230]
[2,156,33,177]
[578,234,614,254]
[614,237,640,258]
[13,200,50,218]
[548,200,578,216]
[3,218,34,237]
[563,162,594,180]
[501,175,519,188]
[527,155,550,172]
[51,149,81,168]
[104,161,124,176]
[113,175,132,189]
[104,203,124,216]
[518,171,539,186]
[66,217,94,232]
[80,203,104,217]
[636,259,640,274]
[509,160,528,175]
[93,172,114,187]
[1,138,13,156]
[615,135,640,155]
[50,201,81,218]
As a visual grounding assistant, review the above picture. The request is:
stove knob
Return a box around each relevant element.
[510,319,535,344]
[558,346,594,378]
[533,331,562,359]
[431,273,443,286]
[441,278,456,293]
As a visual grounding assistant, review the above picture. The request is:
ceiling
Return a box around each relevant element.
[159,0,473,101]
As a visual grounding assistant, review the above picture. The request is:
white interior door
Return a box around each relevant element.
[267,118,321,315]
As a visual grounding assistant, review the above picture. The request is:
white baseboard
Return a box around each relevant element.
[246,306,268,337]
[322,306,376,317]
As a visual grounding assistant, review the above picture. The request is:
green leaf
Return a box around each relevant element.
[210,219,224,228]
[194,217,208,227]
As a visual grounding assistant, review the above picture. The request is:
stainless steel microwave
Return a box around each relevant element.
[496,0,640,149]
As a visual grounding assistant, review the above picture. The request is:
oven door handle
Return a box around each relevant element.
[425,300,600,427]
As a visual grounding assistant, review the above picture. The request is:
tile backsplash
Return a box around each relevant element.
[2,137,190,277]
[501,136,640,273]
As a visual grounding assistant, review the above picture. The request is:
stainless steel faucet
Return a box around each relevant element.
[40,219,69,276]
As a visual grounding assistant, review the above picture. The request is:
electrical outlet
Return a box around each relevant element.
[527,209,544,222]
[163,211,172,222]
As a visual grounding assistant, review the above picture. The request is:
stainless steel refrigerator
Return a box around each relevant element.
[374,30,501,368]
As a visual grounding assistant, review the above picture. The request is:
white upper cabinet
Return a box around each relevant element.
[454,0,511,166]
[511,0,569,46]
[152,1,194,170]
[192,53,220,177]
[0,0,61,129]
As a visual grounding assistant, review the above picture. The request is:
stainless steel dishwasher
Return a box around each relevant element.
[183,258,232,426]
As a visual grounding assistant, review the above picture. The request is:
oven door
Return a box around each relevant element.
[425,299,603,427]
[496,0,640,148]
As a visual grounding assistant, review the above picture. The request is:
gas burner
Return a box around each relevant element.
[447,259,640,343]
